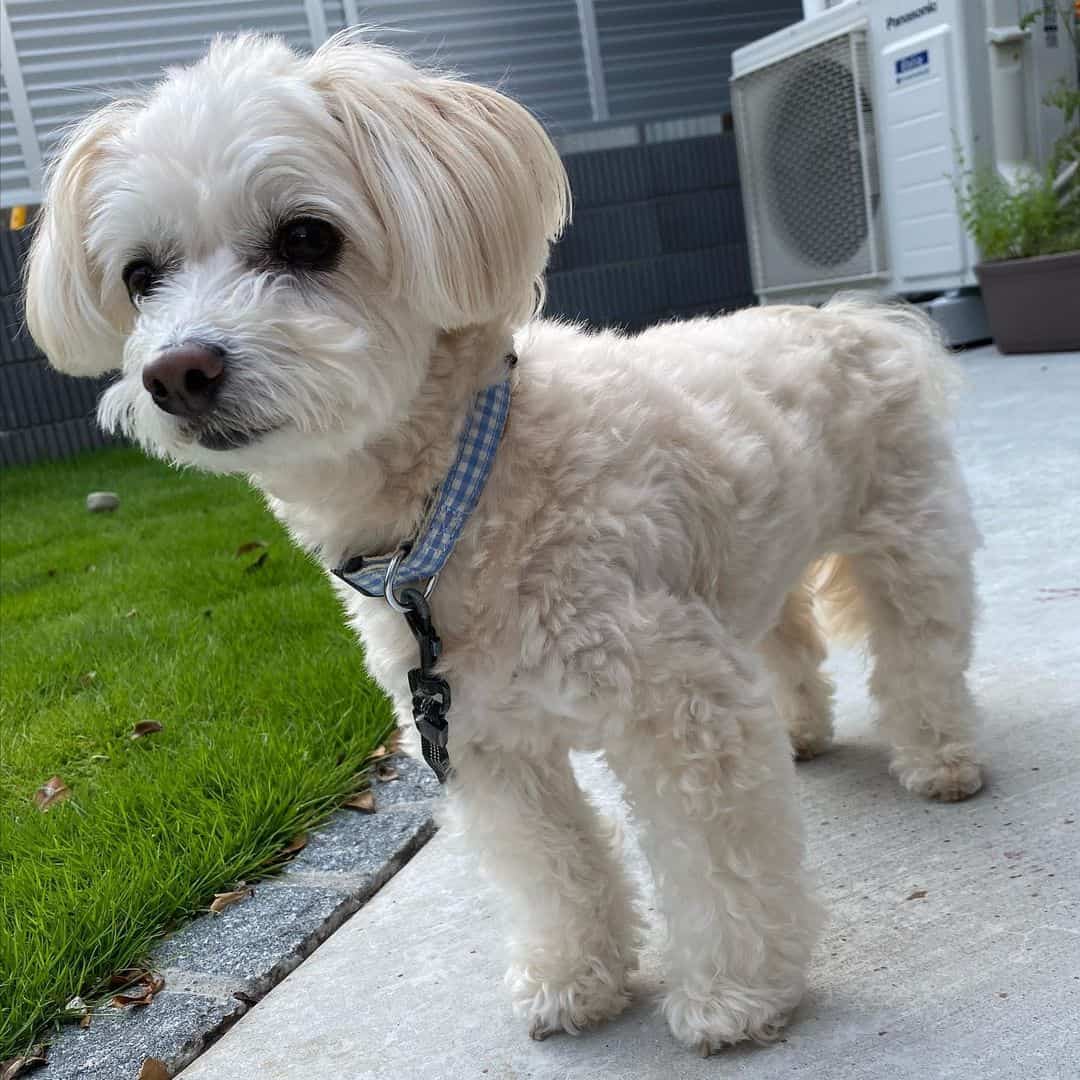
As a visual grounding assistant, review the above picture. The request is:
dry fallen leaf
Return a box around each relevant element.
[279,833,308,857]
[33,776,70,811]
[110,985,161,1009]
[110,989,150,1008]
[138,1058,171,1080]
[368,744,389,761]
[108,967,146,988]
[344,791,376,813]
[110,984,163,1006]
[234,540,268,557]
[79,1013,92,1030]
[1,1044,47,1079]
[125,608,139,619]
[109,971,164,1009]
[374,762,399,783]
[905,889,928,901]
[209,884,253,914]
[78,670,97,688]
[130,721,164,740]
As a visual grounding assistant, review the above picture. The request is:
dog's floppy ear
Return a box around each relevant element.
[25,102,134,375]
[308,42,569,329]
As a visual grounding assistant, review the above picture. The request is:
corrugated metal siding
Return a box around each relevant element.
[594,0,802,121]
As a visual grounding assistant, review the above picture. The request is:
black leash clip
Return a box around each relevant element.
[398,587,453,782]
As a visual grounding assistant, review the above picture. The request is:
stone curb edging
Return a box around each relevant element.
[38,755,442,1079]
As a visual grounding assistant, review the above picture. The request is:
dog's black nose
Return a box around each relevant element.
[142,343,225,418]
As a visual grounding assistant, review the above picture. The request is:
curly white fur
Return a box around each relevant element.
[25,32,983,1055]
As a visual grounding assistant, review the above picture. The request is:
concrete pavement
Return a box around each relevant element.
[180,346,1080,1080]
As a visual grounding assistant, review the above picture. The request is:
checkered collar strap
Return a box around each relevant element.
[332,374,512,600]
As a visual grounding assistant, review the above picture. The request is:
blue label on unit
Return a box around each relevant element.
[895,49,929,82]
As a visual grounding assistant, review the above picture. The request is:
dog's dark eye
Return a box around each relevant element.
[275,217,342,270]
[122,260,159,304]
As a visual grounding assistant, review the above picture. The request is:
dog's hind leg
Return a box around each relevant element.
[449,742,643,1040]
[600,592,822,1055]
[760,581,834,760]
[834,458,983,800]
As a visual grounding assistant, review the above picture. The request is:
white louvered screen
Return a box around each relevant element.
[593,0,802,121]
[328,1,592,131]
[1,0,594,208]
[0,0,325,207]
[1,75,34,207]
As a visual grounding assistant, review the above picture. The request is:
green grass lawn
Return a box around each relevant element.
[0,447,393,1060]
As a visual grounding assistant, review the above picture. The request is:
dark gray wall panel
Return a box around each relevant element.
[0,227,29,295]
[0,414,113,467]
[563,146,654,208]
[648,136,741,194]
[549,202,663,272]
[656,189,746,253]
[0,358,106,430]
[0,290,37,364]
[1,228,118,465]
[547,134,754,330]
[546,260,668,326]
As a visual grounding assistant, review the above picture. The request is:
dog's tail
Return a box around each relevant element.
[822,292,961,421]
[809,554,868,645]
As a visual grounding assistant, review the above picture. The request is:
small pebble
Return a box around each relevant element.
[86,491,119,513]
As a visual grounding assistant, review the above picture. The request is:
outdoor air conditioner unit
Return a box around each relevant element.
[730,0,1077,340]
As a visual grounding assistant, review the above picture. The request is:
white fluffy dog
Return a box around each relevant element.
[25,33,983,1055]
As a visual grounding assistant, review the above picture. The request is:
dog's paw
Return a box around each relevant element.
[789,725,833,761]
[893,757,983,801]
[509,961,631,1040]
[662,985,791,1055]
[777,680,834,762]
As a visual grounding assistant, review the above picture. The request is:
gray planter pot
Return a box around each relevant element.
[975,250,1080,354]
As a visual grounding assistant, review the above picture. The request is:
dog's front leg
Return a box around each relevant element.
[599,594,824,1055]
[448,741,643,1040]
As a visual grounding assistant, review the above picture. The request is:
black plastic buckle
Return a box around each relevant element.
[408,669,451,748]
[399,587,453,782]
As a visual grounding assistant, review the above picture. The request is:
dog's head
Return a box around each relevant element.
[25,33,568,471]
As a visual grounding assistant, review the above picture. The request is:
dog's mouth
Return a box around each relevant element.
[185,421,277,451]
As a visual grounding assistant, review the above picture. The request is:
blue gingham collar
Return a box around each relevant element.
[332,365,513,601]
